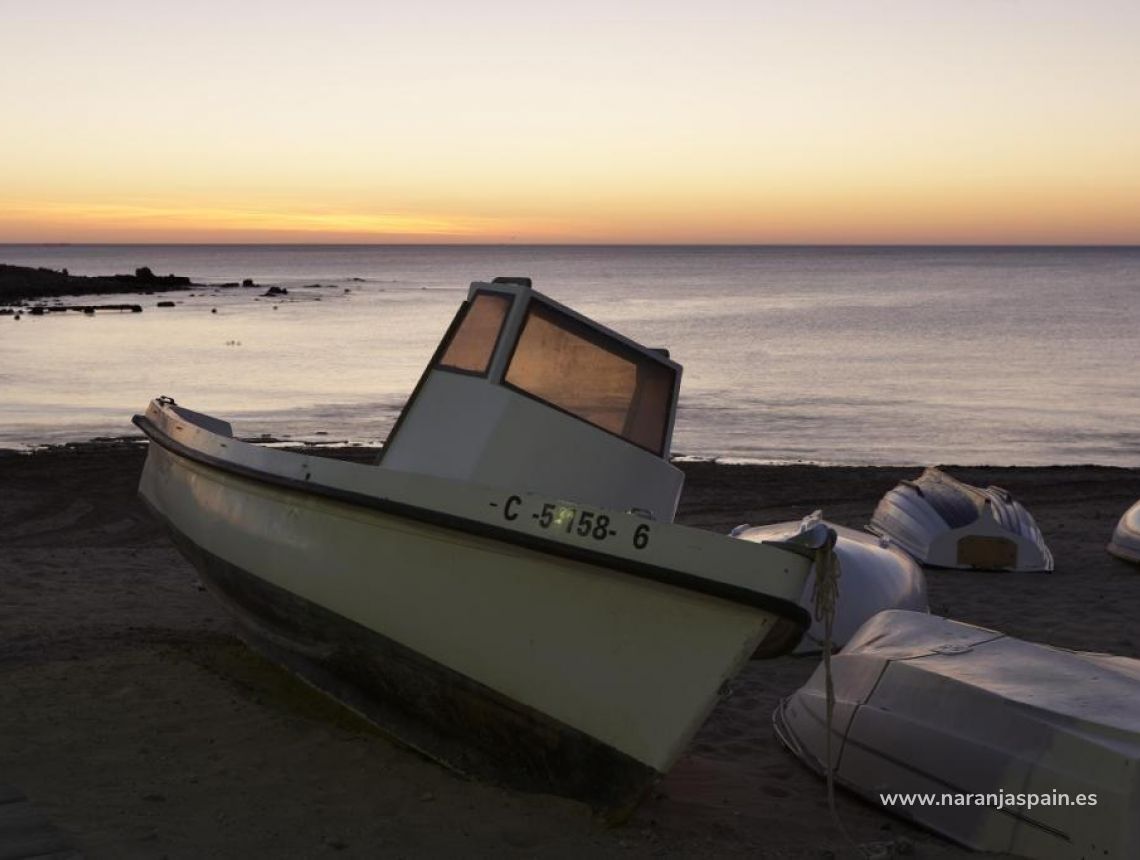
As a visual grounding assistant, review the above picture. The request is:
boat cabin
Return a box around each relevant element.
[380,278,685,522]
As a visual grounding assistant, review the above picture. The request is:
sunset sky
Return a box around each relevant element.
[2,1,1138,244]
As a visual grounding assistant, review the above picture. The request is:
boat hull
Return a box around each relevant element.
[868,467,1053,572]
[151,504,656,810]
[136,412,809,811]
[1107,500,1140,565]
[735,519,927,654]
[775,611,1140,859]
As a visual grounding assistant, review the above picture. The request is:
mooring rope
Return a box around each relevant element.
[810,528,843,819]
[811,529,877,859]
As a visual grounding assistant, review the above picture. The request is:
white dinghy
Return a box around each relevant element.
[775,610,1140,860]
[1108,500,1140,564]
[732,513,928,654]
[868,467,1053,571]
[134,277,820,814]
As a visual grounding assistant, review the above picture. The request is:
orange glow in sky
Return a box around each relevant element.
[2,1,1138,244]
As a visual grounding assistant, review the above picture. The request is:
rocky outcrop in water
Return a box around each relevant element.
[0,263,198,303]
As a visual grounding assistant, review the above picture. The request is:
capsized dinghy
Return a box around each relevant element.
[775,610,1140,860]
[134,277,819,813]
[1108,500,1140,564]
[868,467,1053,571]
[733,513,927,654]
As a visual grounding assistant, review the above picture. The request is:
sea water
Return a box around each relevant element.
[1,245,1137,466]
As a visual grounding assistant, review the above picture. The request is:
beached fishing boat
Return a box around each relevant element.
[1108,500,1140,564]
[868,467,1053,571]
[775,610,1140,860]
[732,513,927,654]
[133,277,818,813]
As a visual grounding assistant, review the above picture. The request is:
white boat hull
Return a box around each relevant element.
[869,467,1053,572]
[1108,500,1140,564]
[135,400,812,811]
[734,518,927,653]
[775,610,1140,859]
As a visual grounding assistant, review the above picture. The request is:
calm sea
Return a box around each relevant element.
[1,244,1137,466]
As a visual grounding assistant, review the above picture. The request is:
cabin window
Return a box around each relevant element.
[437,292,513,375]
[504,302,676,455]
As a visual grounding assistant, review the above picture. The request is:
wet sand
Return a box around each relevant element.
[1,443,1137,858]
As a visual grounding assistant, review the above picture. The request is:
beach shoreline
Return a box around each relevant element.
[2,444,1138,857]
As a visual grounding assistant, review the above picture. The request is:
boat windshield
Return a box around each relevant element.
[504,301,675,455]
[437,292,513,375]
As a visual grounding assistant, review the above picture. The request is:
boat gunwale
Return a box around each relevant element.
[132,411,812,629]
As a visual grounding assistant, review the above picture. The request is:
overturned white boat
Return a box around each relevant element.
[134,277,819,813]
[1108,500,1140,565]
[868,467,1053,572]
[732,513,928,654]
[775,610,1140,859]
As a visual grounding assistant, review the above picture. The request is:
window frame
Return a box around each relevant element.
[433,289,516,379]
[500,297,678,457]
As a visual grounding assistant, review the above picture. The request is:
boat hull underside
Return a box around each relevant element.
[157,513,656,811]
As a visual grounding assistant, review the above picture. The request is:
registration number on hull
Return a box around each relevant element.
[495,495,650,550]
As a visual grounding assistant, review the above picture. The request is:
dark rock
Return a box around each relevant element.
[262,286,288,297]
[157,301,176,308]
[242,278,255,287]
[111,269,190,287]
[0,263,196,303]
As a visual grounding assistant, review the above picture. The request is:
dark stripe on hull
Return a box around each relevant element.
[132,412,810,633]
[150,504,658,815]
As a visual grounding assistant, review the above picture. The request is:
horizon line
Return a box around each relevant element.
[3,241,1139,249]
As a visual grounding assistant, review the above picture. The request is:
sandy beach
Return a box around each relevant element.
[0,443,1136,858]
